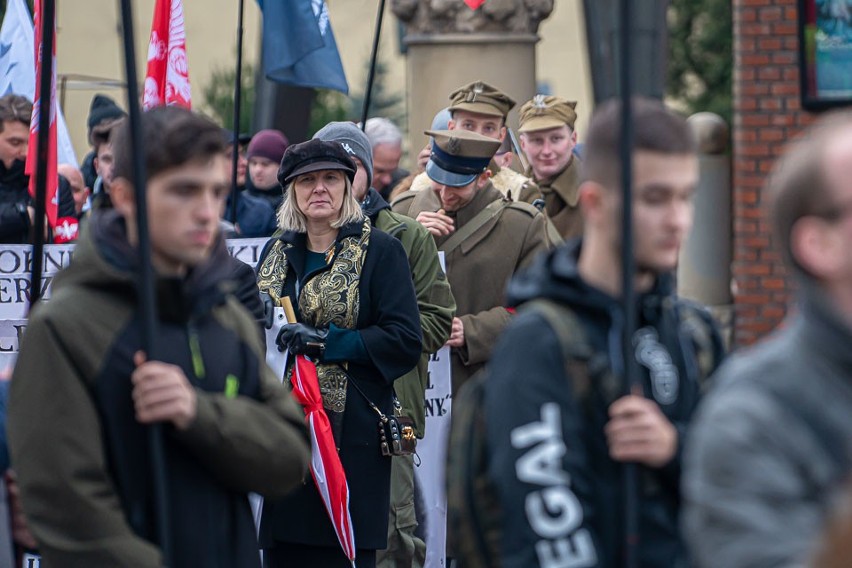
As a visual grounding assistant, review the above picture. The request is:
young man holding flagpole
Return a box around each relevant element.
[8,106,311,568]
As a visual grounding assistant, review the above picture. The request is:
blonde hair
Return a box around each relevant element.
[277,174,364,233]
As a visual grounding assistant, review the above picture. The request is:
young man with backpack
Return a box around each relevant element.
[447,97,724,568]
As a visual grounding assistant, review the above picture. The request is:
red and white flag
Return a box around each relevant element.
[143,0,191,110]
[25,0,77,243]
[292,355,357,565]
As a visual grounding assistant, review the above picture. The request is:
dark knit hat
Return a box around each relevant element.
[87,94,126,132]
[246,129,289,163]
[277,139,356,186]
[313,121,373,190]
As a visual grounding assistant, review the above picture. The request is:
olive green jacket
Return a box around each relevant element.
[366,189,456,437]
[8,212,310,566]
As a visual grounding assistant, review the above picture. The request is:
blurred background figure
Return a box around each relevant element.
[57,164,89,218]
[246,128,289,212]
[80,95,126,191]
[365,117,408,200]
[89,118,125,211]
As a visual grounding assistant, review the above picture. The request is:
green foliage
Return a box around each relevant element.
[667,0,733,125]
[201,62,255,134]
[0,1,35,19]
[309,89,353,137]
[308,55,405,137]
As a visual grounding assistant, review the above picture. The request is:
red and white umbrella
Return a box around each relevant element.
[292,354,356,565]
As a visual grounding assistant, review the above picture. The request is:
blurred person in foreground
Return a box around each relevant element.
[448,97,724,568]
[7,106,310,567]
[256,139,422,567]
[684,110,852,568]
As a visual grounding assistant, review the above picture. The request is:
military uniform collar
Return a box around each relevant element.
[528,156,581,207]
[452,181,503,228]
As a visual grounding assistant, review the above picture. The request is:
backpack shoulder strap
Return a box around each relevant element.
[521,298,592,399]
[439,198,506,255]
[675,299,723,387]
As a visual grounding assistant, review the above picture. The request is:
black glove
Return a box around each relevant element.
[260,292,275,330]
[276,323,329,359]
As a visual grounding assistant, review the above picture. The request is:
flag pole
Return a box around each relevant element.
[117,1,172,565]
[618,0,639,566]
[229,0,246,225]
[28,0,55,309]
[360,0,387,131]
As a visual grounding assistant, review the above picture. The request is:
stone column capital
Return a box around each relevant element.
[391,0,554,36]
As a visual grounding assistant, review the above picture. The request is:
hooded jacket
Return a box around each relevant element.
[482,241,723,568]
[361,188,455,437]
[8,210,310,567]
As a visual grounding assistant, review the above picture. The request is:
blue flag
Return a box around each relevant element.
[256,0,349,94]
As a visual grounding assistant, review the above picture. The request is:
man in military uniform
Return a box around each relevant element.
[409,80,539,203]
[519,95,584,239]
[393,129,551,391]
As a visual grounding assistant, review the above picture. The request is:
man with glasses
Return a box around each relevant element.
[684,110,852,567]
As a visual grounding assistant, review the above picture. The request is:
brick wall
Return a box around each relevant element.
[732,0,815,346]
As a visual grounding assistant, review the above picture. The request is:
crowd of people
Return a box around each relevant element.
[0,79,850,568]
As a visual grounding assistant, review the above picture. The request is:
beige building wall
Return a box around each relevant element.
[56,0,262,160]
[326,0,594,141]
[53,1,591,162]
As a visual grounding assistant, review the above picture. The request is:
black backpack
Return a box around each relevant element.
[445,297,720,567]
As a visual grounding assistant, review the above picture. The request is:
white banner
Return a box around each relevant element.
[416,346,452,568]
[0,238,269,346]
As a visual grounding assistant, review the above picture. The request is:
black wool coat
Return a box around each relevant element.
[258,219,422,551]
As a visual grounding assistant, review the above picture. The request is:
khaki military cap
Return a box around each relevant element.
[448,81,516,119]
[518,95,578,133]
[424,129,502,187]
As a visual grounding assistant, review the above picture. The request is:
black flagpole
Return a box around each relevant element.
[117,1,172,565]
[28,0,56,309]
[360,0,387,131]
[619,0,639,566]
[229,0,246,225]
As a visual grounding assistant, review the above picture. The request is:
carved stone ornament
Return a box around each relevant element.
[391,0,555,35]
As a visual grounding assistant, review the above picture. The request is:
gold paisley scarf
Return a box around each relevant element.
[257,220,371,440]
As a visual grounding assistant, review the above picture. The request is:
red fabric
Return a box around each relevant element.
[143,0,191,110]
[25,0,61,233]
[52,217,79,244]
[291,355,356,564]
[464,0,486,9]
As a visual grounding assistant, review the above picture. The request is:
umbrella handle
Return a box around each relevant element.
[281,296,297,323]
